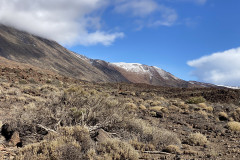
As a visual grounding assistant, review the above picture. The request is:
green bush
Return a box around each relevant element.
[186,96,206,104]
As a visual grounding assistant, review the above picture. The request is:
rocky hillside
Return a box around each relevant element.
[0,24,216,88]
[0,24,122,83]
[110,62,188,87]
[0,62,240,159]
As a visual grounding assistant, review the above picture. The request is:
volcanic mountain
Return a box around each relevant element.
[0,24,209,87]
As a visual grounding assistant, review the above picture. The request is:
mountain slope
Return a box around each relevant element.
[0,24,214,87]
[0,24,118,82]
[109,63,189,87]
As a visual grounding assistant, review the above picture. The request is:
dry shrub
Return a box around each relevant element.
[97,138,139,160]
[198,103,213,112]
[124,103,138,110]
[232,108,240,121]
[16,126,92,160]
[130,140,155,151]
[179,103,189,110]
[123,118,181,149]
[228,121,240,132]
[150,101,162,106]
[149,106,164,112]
[184,149,197,155]
[105,98,119,107]
[139,104,147,110]
[168,105,181,112]
[187,133,208,146]
[163,145,181,154]
[16,136,82,160]
[198,110,208,117]
[58,126,92,151]
[23,103,36,110]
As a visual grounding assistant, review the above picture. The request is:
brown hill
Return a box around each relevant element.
[0,24,215,87]
[0,24,126,82]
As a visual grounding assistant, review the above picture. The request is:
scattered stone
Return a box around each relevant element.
[1,123,14,141]
[96,129,111,143]
[8,131,21,147]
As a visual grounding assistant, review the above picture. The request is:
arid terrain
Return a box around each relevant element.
[0,59,240,160]
[1,24,240,160]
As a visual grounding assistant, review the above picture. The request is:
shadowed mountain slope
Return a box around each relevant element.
[0,24,215,87]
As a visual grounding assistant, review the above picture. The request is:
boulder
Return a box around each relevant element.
[1,123,14,141]
[8,131,21,147]
[96,129,111,143]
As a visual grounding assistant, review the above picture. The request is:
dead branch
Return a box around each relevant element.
[37,124,57,134]
[142,151,170,155]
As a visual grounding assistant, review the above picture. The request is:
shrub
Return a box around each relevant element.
[97,139,139,160]
[16,136,82,160]
[163,145,181,154]
[186,96,206,104]
[228,121,240,132]
[59,126,92,151]
[124,103,138,110]
[19,79,28,84]
[130,140,155,151]
[198,103,213,112]
[232,108,240,121]
[139,104,147,110]
[149,106,164,112]
[187,133,208,146]
[123,118,181,149]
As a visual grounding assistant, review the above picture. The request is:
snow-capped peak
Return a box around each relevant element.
[111,62,179,80]
[112,62,149,73]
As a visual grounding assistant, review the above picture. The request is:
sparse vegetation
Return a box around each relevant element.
[186,96,206,104]
[187,133,208,146]
[0,65,240,159]
[228,121,240,132]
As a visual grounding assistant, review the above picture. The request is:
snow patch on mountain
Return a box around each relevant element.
[112,62,150,73]
[71,52,92,63]
[218,85,240,89]
[112,62,179,80]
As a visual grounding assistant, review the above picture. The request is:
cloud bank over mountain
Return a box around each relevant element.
[0,0,125,46]
[0,0,181,46]
[188,47,240,86]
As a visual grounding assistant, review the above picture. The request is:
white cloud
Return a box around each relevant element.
[79,31,124,46]
[187,47,240,86]
[114,0,158,17]
[150,5,178,27]
[0,0,123,46]
[114,0,178,28]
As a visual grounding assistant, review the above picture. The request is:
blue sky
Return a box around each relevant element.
[69,0,240,84]
[1,0,240,86]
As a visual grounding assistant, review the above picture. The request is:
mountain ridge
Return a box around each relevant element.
[0,24,216,88]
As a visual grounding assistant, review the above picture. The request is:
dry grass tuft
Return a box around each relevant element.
[139,104,147,110]
[130,140,155,151]
[97,139,139,160]
[163,145,181,154]
[124,103,138,110]
[187,133,208,146]
[198,103,213,112]
[149,106,164,112]
[228,121,240,132]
